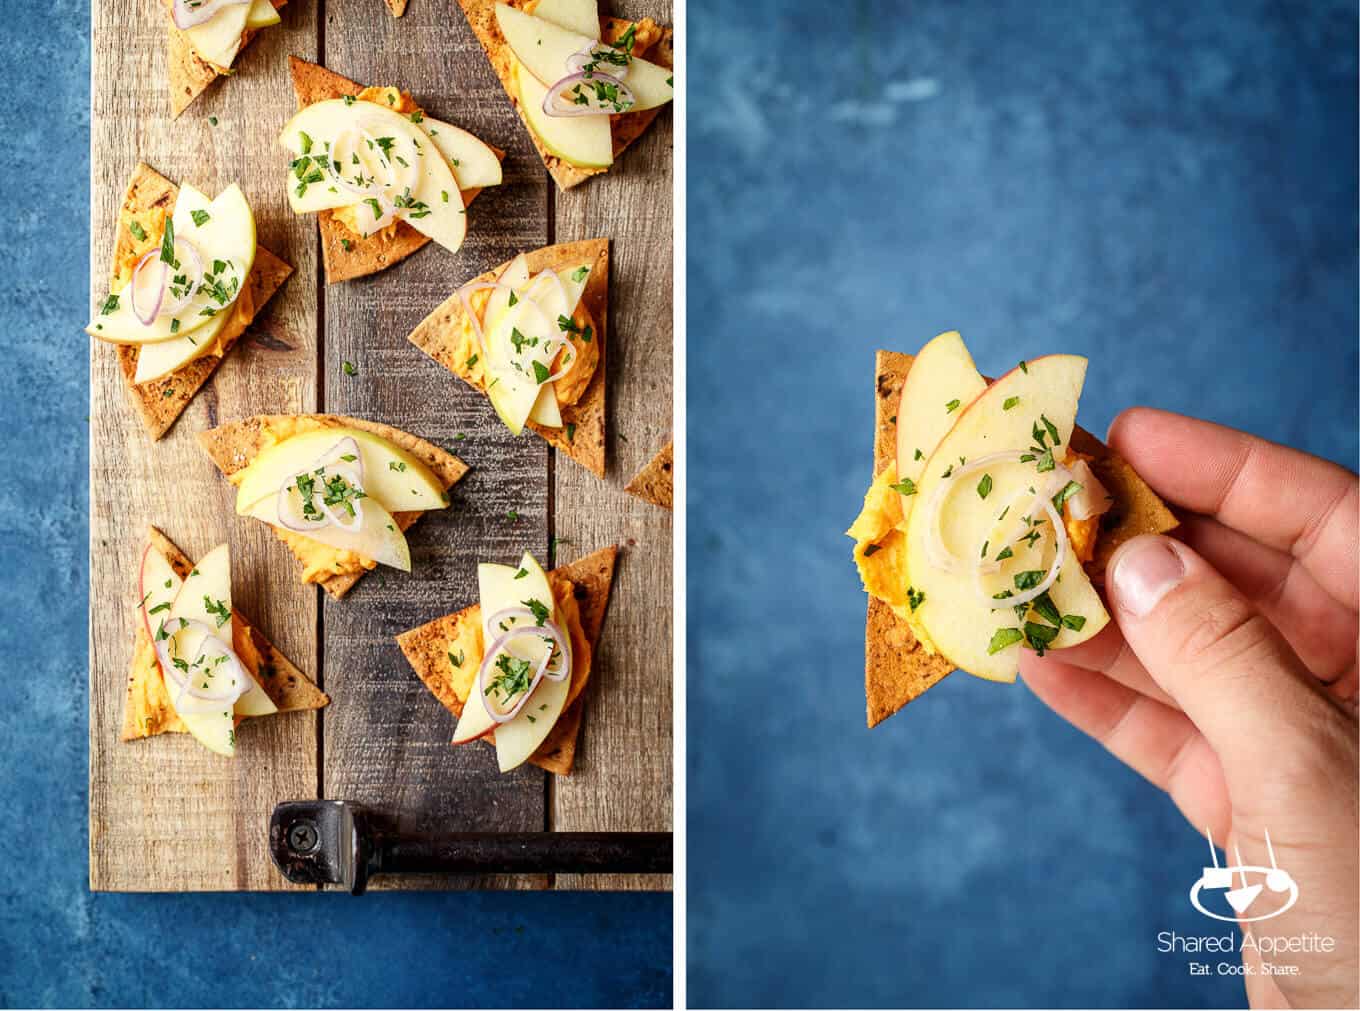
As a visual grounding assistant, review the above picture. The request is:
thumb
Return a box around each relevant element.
[1104,534,1340,788]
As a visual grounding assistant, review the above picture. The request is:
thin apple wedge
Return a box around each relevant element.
[245,494,412,572]
[895,330,988,491]
[904,355,1109,682]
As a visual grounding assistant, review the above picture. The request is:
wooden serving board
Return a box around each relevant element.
[88,0,672,892]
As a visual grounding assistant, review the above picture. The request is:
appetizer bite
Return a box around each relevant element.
[282,57,505,283]
[397,547,617,775]
[849,333,1177,726]
[408,238,610,477]
[625,439,673,510]
[123,527,326,756]
[458,0,674,190]
[197,415,468,598]
[165,0,286,117]
[86,164,292,440]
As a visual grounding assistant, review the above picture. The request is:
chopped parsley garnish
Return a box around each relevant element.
[341,238,353,251]
[994,546,1014,562]
[1061,614,1087,631]
[343,94,356,106]
[129,220,147,241]
[1003,396,1020,411]
[170,319,180,334]
[913,448,923,461]
[532,361,550,384]
[342,360,356,376]
[506,509,519,521]
[862,544,881,557]
[977,474,993,499]
[1014,570,1045,591]
[1051,480,1083,512]
[448,649,464,668]
[203,596,231,628]
[907,587,926,612]
[465,354,479,369]
[890,477,917,496]
[987,627,1023,654]
[99,293,119,315]
[570,266,589,282]
[1018,360,1028,374]
[389,461,407,472]
[409,110,424,123]
[159,219,176,265]
[1024,621,1059,655]
[945,399,961,413]
[190,209,210,227]
[566,422,577,442]
[522,598,551,626]
[486,653,533,701]
[1040,414,1061,446]
[1031,591,1062,627]
[514,568,528,579]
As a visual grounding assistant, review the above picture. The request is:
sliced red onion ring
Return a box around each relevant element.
[478,620,573,723]
[129,238,205,325]
[172,0,248,29]
[274,437,369,533]
[921,452,1028,574]
[152,617,249,708]
[457,281,509,355]
[542,71,636,118]
[130,252,168,325]
[1066,459,1111,521]
[974,498,1068,611]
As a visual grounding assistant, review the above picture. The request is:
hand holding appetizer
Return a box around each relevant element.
[850,332,1178,724]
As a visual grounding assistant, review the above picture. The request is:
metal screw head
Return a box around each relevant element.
[288,820,319,854]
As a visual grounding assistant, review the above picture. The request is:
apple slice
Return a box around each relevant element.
[171,543,235,644]
[245,0,281,28]
[234,427,447,514]
[528,383,563,427]
[139,545,183,643]
[895,331,988,492]
[497,3,595,86]
[421,117,503,191]
[904,355,1109,682]
[515,60,614,169]
[531,0,600,38]
[280,101,468,252]
[185,1,251,68]
[245,493,412,571]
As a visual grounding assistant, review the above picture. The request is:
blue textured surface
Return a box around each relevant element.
[687,1,1356,1008]
[0,5,669,1008]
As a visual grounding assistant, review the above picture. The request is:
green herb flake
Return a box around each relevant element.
[1061,614,1087,631]
[945,398,961,413]
[129,220,147,241]
[890,477,917,497]
[1003,396,1020,411]
[977,474,993,499]
[342,360,357,376]
[987,628,1023,654]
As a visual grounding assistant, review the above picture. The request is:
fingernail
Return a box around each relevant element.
[1111,536,1185,618]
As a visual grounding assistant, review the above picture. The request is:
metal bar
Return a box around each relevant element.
[269,800,672,893]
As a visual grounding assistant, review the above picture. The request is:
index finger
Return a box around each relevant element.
[1107,408,1359,611]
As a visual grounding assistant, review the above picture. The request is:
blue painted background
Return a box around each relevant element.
[687,1,1356,1008]
[0,4,669,1008]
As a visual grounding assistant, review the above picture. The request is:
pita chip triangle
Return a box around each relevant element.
[196,414,470,599]
[860,350,1179,728]
[407,237,610,478]
[396,546,617,775]
[122,526,326,743]
[625,439,673,509]
[455,0,673,190]
[165,0,286,118]
[286,57,505,284]
[98,163,293,441]
[385,0,409,13]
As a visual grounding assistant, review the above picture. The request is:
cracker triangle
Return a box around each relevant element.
[625,439,673,509]
[863,350,1178,727]
[165,0,286,118]
[196,414,470,598]
[455,0,673,191]
[396,546,617,775]
[286,56,505,284]
[103,164,293,441]
[385,0,409,14]
[407,237,610,478]
[122,525,326,742]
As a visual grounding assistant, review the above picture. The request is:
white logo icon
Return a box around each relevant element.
[1190,827,1298,923]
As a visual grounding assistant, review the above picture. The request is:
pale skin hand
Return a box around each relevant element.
[1020,408,1359,1010]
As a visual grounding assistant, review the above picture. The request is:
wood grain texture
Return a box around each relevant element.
[90,1,321,890]
[92,0,672,892]
[549,0,674,891]
[318,3,554,891]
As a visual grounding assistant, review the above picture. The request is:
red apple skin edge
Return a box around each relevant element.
[452,725,495,746]
[907,353,1069,478]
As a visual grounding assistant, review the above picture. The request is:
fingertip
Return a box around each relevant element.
[1105,406,1161,457]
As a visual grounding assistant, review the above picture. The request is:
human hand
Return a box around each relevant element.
[1021,408,1358,1009]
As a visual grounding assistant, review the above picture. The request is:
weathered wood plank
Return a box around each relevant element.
[89,2,322,890]
[549,0,675,891]
[318,2,554,890]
